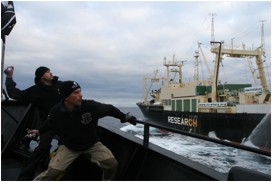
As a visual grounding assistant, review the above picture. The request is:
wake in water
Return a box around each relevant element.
[121,124,271,175]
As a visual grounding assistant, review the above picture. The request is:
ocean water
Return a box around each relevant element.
[116,107,271,176]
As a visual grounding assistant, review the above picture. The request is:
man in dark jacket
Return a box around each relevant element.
[32,80,137,180]
[5,66,62,121]
[5,66,62,180]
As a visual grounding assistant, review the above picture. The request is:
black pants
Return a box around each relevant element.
[17,130,56,181]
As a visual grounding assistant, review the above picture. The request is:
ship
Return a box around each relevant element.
[137,40,271,146]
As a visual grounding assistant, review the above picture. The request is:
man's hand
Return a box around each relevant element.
[25,129,40,141]
[125,112,137,125]
[4,66,14,78]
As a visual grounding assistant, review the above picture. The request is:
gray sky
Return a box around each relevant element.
[3,1,271,107]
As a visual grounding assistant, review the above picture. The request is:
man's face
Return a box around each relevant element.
[41,70,54,81]
[65,88,83,107]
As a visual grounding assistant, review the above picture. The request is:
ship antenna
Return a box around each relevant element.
[193,50,199,81]
[209,13,216,48]
[260,20,266,56]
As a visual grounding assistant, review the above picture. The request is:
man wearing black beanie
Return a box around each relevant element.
[5,66,61,116]
[34,66,51,84]
[32,80,137,180]
[5,66,63,180]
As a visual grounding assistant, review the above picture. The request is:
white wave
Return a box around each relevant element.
[121,125,271,175]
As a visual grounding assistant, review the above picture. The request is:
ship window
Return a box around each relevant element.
[176,100,182,111]
[163,99,171,105]
[172,100,175,111]
[184,99,190,112]
[192,99,197,112]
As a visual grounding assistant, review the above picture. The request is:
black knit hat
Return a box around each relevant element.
[59,81,81,100]
[34,66,49,84]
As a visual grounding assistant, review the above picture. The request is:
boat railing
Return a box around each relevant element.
[135,119,270,157]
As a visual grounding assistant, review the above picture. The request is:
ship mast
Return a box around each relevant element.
[164,55,183,84]
[193,50,199,81]
[260,20,266,54]
[210,41,222,102]
[209,13,216,48]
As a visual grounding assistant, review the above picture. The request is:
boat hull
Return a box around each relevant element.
[137,103,266,143]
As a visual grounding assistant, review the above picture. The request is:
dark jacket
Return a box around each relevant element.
[5,76,62,120]
[39,100,127,151]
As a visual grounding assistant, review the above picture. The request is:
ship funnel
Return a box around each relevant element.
[243,113,271,151]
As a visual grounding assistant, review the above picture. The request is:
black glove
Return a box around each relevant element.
[125,112,137,125]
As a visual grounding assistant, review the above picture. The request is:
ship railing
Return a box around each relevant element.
[213,43,258,52]
[135,119,270,157]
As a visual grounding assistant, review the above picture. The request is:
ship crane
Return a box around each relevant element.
[143,70,160,104]
[209,16,269,102]
[210,42,268,102]
[246,57,258,86]
[198,42,212,80]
